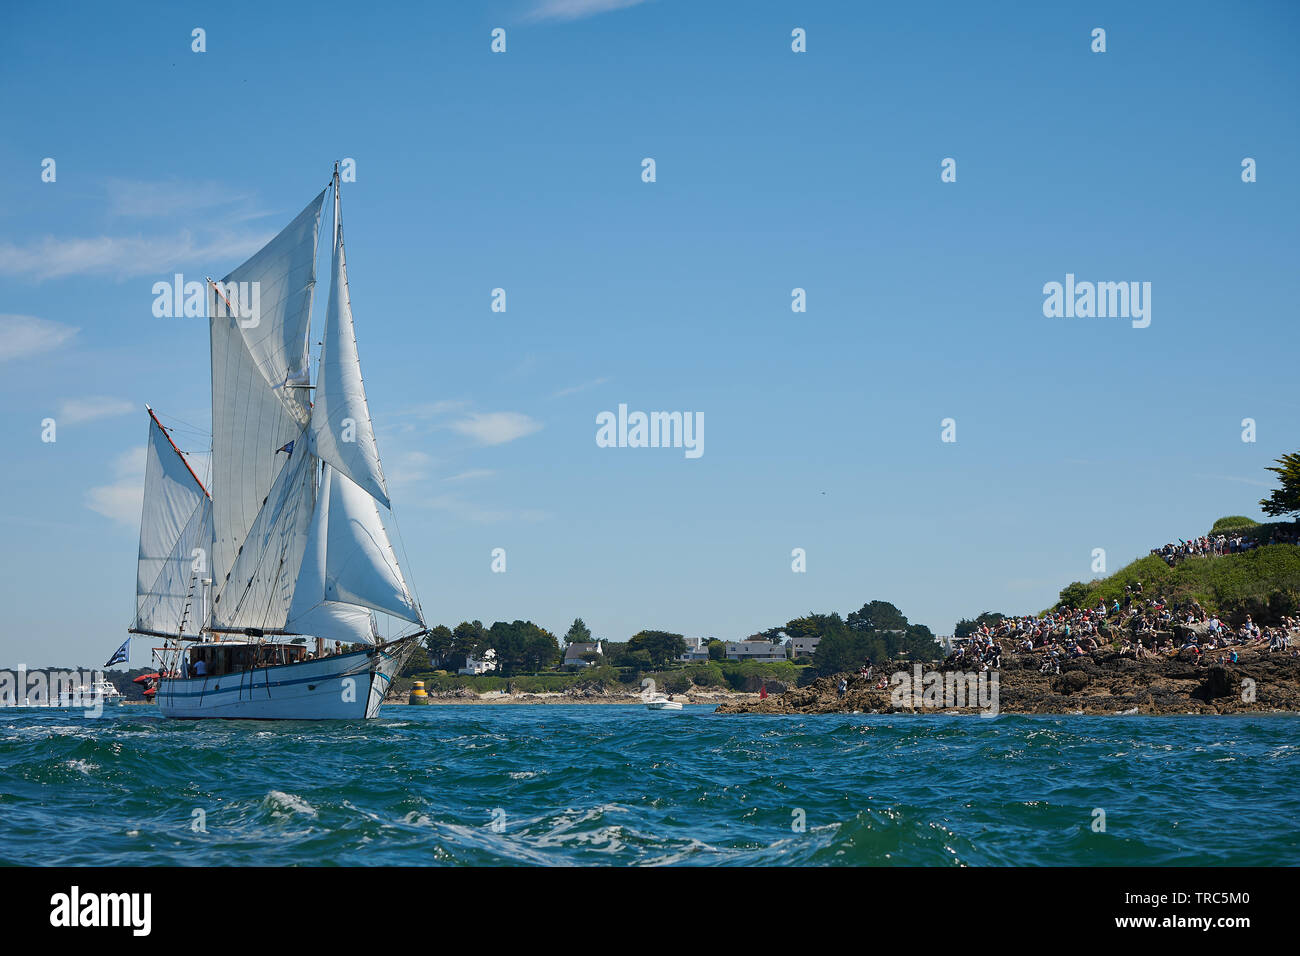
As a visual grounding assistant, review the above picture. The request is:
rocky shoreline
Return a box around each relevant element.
[714,648,1300,715]
[388,686,759,706]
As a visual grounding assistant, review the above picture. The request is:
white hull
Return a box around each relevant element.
[157,638,415,720]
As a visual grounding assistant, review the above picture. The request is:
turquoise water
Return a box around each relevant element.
[2,705,1297,866]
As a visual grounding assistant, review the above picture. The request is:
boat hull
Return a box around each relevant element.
[157,638,416,720]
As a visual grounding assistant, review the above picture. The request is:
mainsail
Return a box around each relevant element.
[208,191,324,617]
[133,410,212,637]
[307,177,392,507]
[209,439,316,631]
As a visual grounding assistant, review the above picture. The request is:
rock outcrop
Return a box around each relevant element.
[714,649,1300,715]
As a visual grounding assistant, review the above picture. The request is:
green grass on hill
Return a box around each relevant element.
[1210,515,1259,533]
[1054,543,1300,625]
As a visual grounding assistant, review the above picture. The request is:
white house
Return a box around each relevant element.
[563,640,604,668]
[724,640,785,662]
[459,649,497,676]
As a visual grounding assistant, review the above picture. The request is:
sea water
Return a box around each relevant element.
[1,705,1296,866]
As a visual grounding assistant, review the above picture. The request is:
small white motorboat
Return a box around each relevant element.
[645,695,682,711]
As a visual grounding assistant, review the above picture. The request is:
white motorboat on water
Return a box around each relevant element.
[646,695,683,711]
[3,676,126,709]
[122,165,426,720]
[56,677,125,707]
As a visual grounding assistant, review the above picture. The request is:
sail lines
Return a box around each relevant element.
[307,172,392,508]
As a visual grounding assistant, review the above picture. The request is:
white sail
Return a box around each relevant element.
[210,191,325,610]
[286,462,420,632]
[134,413,211,636]
[286,602,377,645]
[210,440,315,631]
[307,180,391,508]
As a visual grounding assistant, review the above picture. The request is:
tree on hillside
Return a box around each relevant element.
[563,618,593,646]
[779,613,846,641]
[628,630,688,666]
[846,600,908,634]
[846,600,937,660]
[423,624,455,666]
[1260,451,1300,518]
[401,644,431,677]
[954,611,1006,638]
[487,620,560,673]
[1057,581,1090,609]
[444,620,488,672]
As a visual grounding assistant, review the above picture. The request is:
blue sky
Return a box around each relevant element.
[1,0,1297,668]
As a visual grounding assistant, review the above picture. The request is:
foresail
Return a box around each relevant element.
[210,190,325,607]
[307,180,391,508]
[135,414,210,636]
[286,462,420,631]
[285,460,377,643]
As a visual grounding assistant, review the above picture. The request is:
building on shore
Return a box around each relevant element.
[789,636,820,659]
[460,650,497,676]
[563,640,604,668]
[678,637,710,662]
[724,640,785,662]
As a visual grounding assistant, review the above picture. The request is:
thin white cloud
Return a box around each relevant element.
[85,446,147,527]
[387,450,436,486]
[451,411,543,446]
[104,178,254,219]
[0,230,274,281]
[442,469,497,483]
[0,314,78,362]
[421,494,548,524]
[422,494,509,523]
[525,0,650,22]
[396,400,469,420]
[553,376,610,398]
[57,397,135,426]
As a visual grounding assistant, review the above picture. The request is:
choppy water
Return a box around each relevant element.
[1,705,1297,866]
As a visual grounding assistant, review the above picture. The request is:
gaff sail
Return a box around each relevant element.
[132,410,212,638]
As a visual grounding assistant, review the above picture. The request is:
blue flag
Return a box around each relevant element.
[276,440,295,456]
[105,638,130,668]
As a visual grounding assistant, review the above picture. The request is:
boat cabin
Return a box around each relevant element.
[184,641,313,678]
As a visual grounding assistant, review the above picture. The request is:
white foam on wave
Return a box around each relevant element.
[264,790,317,817]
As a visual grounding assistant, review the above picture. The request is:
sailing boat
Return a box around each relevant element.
[128,165,424,719]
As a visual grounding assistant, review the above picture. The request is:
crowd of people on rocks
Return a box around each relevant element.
[1151,526,1300,566]
[949,580,1300,674]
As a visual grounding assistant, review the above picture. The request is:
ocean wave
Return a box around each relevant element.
[1,708,1298,865]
